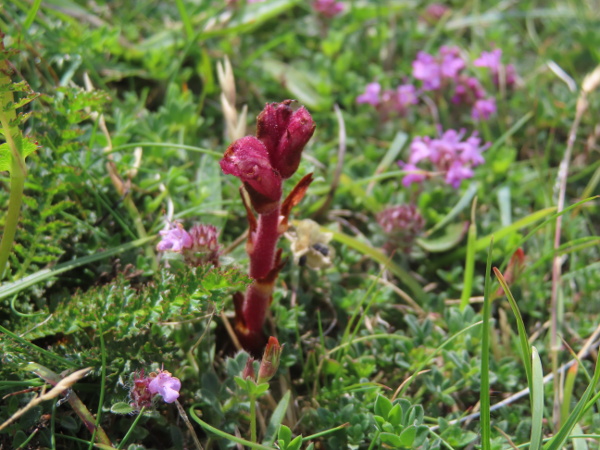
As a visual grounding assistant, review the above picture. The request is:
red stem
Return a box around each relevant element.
[242,206,281,338]
[249,206,280,279]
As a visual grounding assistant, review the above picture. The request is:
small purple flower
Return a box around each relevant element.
[396,84,419,109]
[474,49,503,71]
[412,51,442,90]
[400,129,489,188]
[445,161,474,188]
[357,82,381,106]
[422,3,450,23]
[452,76,485,105]
[439,46,465,79]
[399,162,427,187]
[474,49,517,87]
[148,370,181,404]
[157,223,193,252]
[408,138,433,164]
[458,134,487,166]
[377,204,425,252]
[313,0,344,17]
[472,98,496,120]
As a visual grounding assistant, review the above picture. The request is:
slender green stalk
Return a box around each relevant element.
[91,319,108,450]
[367,430,381,450]
[174,0,194,41]
[23,0,43,30]
[460,197,478,310]
[480,238,494,450]
[116,407,145,450]
[0,61,27,280]
[189,405,273,450]
[250,392,258,443]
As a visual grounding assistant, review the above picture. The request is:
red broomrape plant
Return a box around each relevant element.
[220,100,316,353]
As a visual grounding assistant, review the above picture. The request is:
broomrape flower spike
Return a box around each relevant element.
[221,100,315,353]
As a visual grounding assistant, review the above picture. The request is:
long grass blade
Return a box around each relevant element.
[480,238,494,450]
[530,346,544,450]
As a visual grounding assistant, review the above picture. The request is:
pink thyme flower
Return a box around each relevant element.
[148,370,181,404]
[451,76,486,105]
[377,205,425,252]
[422,3,450,23]
[474,49,517,87]
[396,84,419,109]
[399,129,489,188]
[472,98,497,120]
[157,222,193,252]
[413,47,465,91]
[412,51,442,90]
[474,49,503,71]
[439,46,466,79]
[313,0,344,17]
[356,82,381,106]
[399,162,427,187]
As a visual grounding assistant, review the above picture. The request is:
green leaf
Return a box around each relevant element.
[398,425,417,447]
[374,395,393,419]
[263,390,291,446]
[111,402,136,415]
[278,425,293,446]
[288,435,303,450]
[530,346,544,450]
[380,432,404,448]
[416,222,468,253]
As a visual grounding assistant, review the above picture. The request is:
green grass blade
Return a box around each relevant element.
[0,236,153,300]
[480,238,494,450]
[189,404,275,450]
[530,346,544,450]
[23,0,43,30]
[543,358,600,450]
[493,268,533,394]
[426,181,478,236]
[263,390,291,446]
[328,228,424,299]
[460,198,478,311]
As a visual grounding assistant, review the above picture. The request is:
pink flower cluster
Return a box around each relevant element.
[242,0,345,17]
[130,369,181,410]
[313,0,344,17]
[412,46,499,120]
[357,47,516,122]
[356,82,418,116]
[474,49,517,87]
[399,129,489,188]
[157,222,221,266]
[377,205,425,252]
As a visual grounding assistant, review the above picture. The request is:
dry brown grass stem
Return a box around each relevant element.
[217,56,247,142]
[549,63,600,426]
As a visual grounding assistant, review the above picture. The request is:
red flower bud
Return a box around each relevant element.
[257,336,283,384]
[220,136,283,213]
[257,101,316,179]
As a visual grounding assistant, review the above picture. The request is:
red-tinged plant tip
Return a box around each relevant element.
[220,136,282,213]
[242,357,256,380]
[257,336,283,384]
[257,101,316,179]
